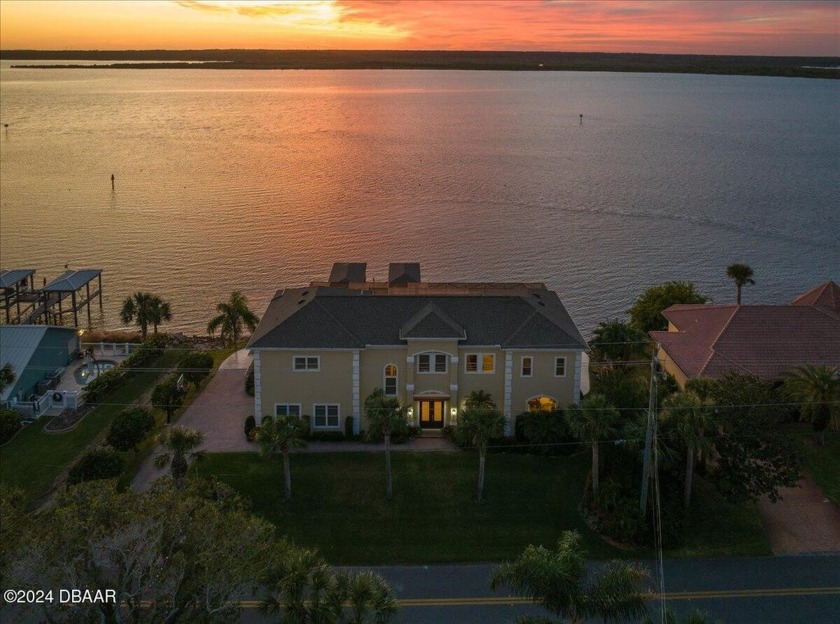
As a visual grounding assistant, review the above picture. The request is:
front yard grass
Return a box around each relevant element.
[666,477,771,558]
[195,451,620,564]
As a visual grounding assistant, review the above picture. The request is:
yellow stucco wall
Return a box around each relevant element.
[255,344,582,432]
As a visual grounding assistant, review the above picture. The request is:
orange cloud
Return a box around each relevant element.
[0,0,837,54]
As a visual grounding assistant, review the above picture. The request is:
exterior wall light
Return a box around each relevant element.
[450,407,458,417]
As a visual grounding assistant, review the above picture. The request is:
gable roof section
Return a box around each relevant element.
[651,303,840,380]
[249,286,587,350]
[791,280,840,311]
[0,325,48,401]
[399,303,466,340]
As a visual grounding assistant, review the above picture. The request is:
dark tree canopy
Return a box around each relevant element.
[178,351,214,390]
[106,407,156,452]
[589,320,649,364]
[628,281,709,333]
[705,372,800,503]
[67,447,124,485]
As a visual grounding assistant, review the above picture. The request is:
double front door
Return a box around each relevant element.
[418,399,445,429]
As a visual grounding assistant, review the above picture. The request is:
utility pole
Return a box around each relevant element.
[640,345,660,512]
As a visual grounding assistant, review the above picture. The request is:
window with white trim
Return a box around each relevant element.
[384,364,398,396]
[293,356,320,371]
[275,403,302,418]
[521,356,533,377]
[313,403,340,428]
[417,353,448,374]
[465,353,495,374]
[554,357,567,377]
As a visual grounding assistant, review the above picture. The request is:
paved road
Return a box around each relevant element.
[240,555,839,623]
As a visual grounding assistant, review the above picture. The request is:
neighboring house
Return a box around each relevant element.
[650,281,840,387]
[0,325,81,407]
[248,263,588,433]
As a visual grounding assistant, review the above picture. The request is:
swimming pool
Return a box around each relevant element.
[74,360,117,385]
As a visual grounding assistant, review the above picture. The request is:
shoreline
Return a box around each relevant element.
[3,49,839,79]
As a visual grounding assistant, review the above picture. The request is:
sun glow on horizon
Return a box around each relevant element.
[0,0,837,56]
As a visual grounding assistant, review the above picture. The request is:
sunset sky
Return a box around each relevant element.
[1,0,838,56]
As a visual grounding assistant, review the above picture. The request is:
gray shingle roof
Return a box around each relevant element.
[248,285,587,350]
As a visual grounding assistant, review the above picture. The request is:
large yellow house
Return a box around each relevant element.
[247,263,588,434]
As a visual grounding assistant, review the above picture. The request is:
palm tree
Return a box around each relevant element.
[783,364,840,445]
[257,415,307,501]
[726,263,755,305]
[120,291,172,339]
[337,570,399,624]
[148,295,172,334]
[490,530,650,624]
[364,388,408,501]
[456,407,505,502]
[154,426,204,483]
[259,547,344,624]
[207,291,260,348]
[566,394,619,495]
[661,391,713,508]
[464,389,496,410]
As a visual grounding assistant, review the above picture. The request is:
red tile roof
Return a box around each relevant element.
[651,297,840,381]
[791,280,840,311]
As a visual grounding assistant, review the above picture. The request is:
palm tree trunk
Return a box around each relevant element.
[684,446,695,508]
[385,434,393,500]
[283,450,292,500]
[478,448,486,502]
[592,442,599,495]
[736,284,742,305]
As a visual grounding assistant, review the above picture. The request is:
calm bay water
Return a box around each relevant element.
[1,63,838,337]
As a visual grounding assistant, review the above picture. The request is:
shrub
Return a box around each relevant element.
[82,367,124,403]
[67,447,124,485]
[122,333,174,370]
[517,410,577,455]
[245,363,255,397]
[344,415,355,439]
[178,351,214,389]
[244,415,256,441]
[300,415,311,439]
[0,408,22,445]
[106,407,156,451]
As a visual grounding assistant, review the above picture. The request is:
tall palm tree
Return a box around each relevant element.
[783,364,840,445]
[154,426,204,483]
[365,389,407,501]
[148,295,172,334]
[566,394,619,495]
[456,407,505,502]
[490,530,650,624]
[257,415,307,501]
[120,291,172,339]
[464,390,496,410]
[726,263,755,305]
[661,391,714,508]
[207,291,260,348]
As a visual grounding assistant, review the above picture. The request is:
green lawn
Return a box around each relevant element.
[0,350,183,507]
[799,431,840,505]
[195,451,621,564]
[667,478,771,558]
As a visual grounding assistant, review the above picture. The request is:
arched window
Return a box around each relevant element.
[527,396,557,412]
[384,364,398,396]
